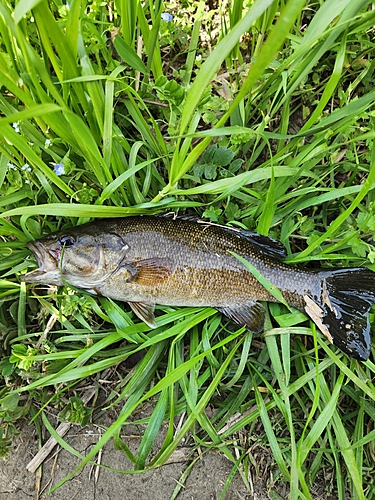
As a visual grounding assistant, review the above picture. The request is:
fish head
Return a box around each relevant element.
[23,224,129,288]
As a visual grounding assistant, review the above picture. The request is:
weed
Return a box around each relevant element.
[0,1,375,498]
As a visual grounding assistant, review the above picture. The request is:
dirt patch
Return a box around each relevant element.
[0,416,272,500]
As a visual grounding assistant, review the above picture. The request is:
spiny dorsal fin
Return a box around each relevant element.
[236,230,287,261]
[169,214,288,261]
[156,213,287,261]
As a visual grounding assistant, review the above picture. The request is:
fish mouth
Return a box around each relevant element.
[23,241,61,284]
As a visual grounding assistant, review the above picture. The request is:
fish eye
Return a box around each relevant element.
[59,235,75,247]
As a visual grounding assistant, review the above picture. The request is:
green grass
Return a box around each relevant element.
[1,0,375,498]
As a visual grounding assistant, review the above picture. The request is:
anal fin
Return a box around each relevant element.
[128,301,157,328]
[217,302,265,333]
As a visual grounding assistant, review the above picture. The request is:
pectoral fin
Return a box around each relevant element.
[216,302,266,333]
[124,258,173,286]
[128,301,157,328]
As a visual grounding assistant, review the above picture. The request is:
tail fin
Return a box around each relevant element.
[303,268,375,360]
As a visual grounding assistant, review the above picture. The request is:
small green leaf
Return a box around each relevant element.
[200,145,216,164]
[212,146,235,167]
[59,396,92,426]
[204,163,217,180]
[1,393,19,412]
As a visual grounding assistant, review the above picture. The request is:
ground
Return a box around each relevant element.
[0,415,273,500]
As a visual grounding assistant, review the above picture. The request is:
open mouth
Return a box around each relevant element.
[23,241,60,283]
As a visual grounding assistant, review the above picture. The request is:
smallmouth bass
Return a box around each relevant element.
[23,214,375,360]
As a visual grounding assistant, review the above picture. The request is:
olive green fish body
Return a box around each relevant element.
[24,215,375,360]
[94,217,316,310]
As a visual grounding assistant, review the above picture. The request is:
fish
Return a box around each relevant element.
[22,214,375,360]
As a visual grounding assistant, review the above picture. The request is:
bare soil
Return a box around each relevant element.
[0,415,273,500]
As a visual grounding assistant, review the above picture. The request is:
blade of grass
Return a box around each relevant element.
[296,143,375,260]
[48,329,244,492]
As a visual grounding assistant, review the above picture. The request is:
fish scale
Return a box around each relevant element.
[23,214,375,360]
[101,217,315,308]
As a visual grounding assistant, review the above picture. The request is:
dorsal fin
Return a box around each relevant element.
[195,219,287,261]
[236,230,287,261]
[156,212,199,222]
[156,213,287,261]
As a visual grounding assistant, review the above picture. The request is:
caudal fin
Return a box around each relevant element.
[303,268,375,360]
